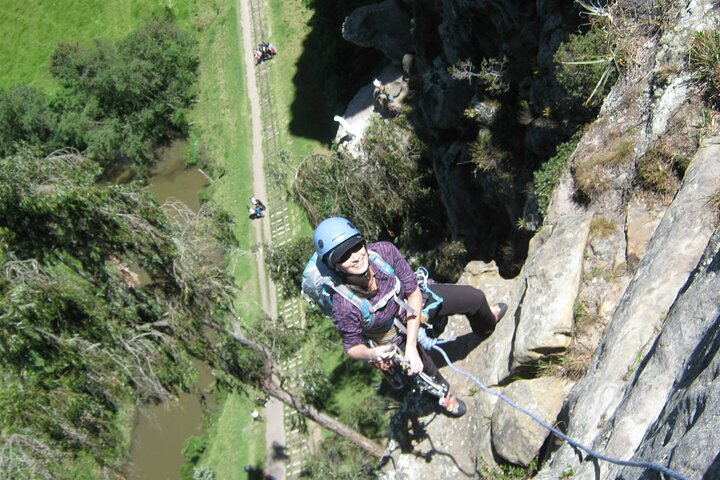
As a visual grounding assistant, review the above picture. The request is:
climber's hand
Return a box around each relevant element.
[369,344,395,364]
[403,345,424,376]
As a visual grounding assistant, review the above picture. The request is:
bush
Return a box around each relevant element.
[182,435,207,464]
[689,29,720,109]
[554,28,619,117]
[636,146,679,195]
[48,17,199,168]
[533,135,579,216]
[416,241,468,283]
[573,135,634,199]
[300,436,375,479]
[264,237,314,298]
[192,467,216,480]
[293,116,440,247]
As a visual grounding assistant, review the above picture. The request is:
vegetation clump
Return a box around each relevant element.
[689,28,720,110]
[573,135,635,199]
[555,27,619,116]
[0,151,234,477]
[533,135,580,216]
[590,216,616,239]
[265,237,314,298]
[636,146,681,195]
[301,436,376,480]
[294,116,440,249]
[0,17,198,172]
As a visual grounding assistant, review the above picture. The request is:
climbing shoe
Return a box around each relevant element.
[491,302,508,323]
[439,394,467,418]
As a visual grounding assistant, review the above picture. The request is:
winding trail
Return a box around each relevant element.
[237,0,285,479]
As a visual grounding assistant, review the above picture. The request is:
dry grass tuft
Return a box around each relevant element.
[574,136,635,198]
[710,190,720,222]
[590,216,616,238]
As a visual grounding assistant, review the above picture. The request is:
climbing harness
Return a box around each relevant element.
[370,342,448,401]
[430,345,689,480]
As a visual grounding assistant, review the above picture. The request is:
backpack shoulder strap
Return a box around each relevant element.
[367,249,395,276]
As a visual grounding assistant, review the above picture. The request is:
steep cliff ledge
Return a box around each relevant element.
[339,0,720,478]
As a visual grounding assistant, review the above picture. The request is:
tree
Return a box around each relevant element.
[0,86,56,157]
[264,237,314,298]
[0,150,232,476]
[0,151,384,477]
[48,17,199,167]
[293,116,442,248]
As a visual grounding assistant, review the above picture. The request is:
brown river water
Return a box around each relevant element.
[125,140,215,480]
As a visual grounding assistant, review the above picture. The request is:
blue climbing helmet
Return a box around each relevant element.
[313,217,365,265]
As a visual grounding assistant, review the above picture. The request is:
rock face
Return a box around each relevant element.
[512,214,592,370]
[535,136,720,480]
[491,377,571,467]
[341,0,413,64]
[339,1,720,478]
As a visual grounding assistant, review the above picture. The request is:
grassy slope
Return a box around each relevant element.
[265,0,326,239]
[190,0,265,477]
[0,0,198,91]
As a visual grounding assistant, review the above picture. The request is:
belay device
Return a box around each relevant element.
[372,343,448,401]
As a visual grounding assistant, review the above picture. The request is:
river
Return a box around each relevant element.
[125,139,215,480]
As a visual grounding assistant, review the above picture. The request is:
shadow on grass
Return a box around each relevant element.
[328,354,378,390]
[288,0,385,143]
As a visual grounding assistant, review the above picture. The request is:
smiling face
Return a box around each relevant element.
[335,242,368,276]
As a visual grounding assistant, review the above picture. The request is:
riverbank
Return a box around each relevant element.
[188,0,266,477]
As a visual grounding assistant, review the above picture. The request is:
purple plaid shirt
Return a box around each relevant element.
[331,241,418,351]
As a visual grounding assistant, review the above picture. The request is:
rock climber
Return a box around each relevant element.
[312,216,507,417]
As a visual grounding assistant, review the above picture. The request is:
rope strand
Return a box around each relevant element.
[432,345,688,480]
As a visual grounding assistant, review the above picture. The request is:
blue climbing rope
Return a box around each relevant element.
[431,345,688,480]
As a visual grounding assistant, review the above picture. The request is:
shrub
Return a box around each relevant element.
[264,237,314,298]
[689,29,720,109]
[533,135,579,216]
[555,28,619,117]
[416,241,468,283]
[448,56,509,95]
[590,216,616,239]
[300,436,375,479]
[184,129,202,167]
[574,136,634,199]
[636,146,679,195]
[192,467,215,480]
[182,435,207,464]
[469,128,511,172]
[478,458,538,479]
[293,116,439,247]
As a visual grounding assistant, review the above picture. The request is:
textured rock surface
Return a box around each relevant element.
[340,1,720,478]
[491,377,571,466]
[512,214,592,369]
[536,137,720,479]
[341,0,413,64]
[604,229,720,480]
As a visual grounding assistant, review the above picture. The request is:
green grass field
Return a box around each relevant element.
[0,0,197,91]
[188,0,265,477]
[201,392,265,478]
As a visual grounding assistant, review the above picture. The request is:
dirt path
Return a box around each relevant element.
[237,1,285,479]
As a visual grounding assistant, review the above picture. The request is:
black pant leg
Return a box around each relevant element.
[426,283,495,335]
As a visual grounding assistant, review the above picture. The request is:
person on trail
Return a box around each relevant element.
[312,216,507,418]
[250,197,266,211]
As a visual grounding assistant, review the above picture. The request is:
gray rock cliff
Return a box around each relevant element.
[339,1,720,478]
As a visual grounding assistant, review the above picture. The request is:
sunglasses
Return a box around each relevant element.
[337,241,366,264]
